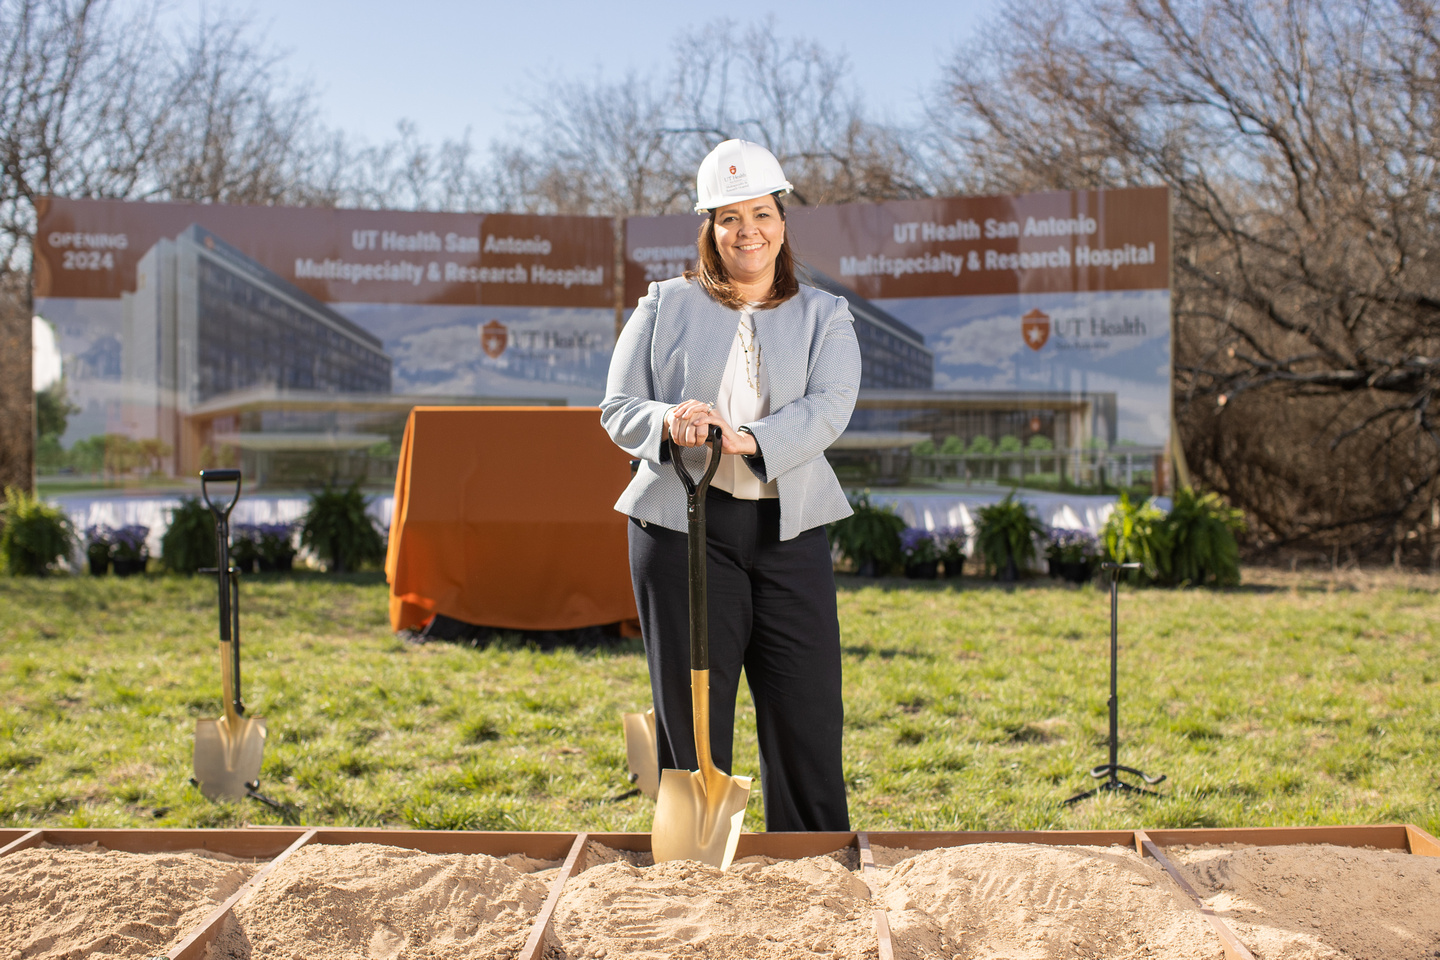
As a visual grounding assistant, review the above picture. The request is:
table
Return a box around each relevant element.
[385,407,638,633]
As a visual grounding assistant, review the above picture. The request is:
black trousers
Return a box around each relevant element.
[628,489,849,832]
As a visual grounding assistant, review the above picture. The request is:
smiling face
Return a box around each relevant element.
[711,195,786,293]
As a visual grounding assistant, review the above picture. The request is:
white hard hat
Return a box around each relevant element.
[694,139,794,214]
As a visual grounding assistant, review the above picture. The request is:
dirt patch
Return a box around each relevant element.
[1169,843,1440,960]
[1239,566,1440,593]
[204,841,551,960]
[868,843,924,869]
[0,842,256,959]
[547,845,876,959]
[875,842,1222,960]
[579,839,653,870]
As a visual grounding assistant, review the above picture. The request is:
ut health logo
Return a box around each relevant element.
[480,319,508,359]
[1022,308,1050,351]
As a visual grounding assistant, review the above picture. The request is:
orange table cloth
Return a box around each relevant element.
[385,407,638,633]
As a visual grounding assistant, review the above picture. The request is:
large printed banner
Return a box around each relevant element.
[34,187,1169,482]
[33,198,616,475]
[626,186,1172,448]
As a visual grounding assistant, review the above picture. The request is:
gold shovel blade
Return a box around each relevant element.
[621,708,659,800]
[193,715,268,801]
[651,766,752,870]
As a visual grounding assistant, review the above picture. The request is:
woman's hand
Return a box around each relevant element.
[666,401,759,456]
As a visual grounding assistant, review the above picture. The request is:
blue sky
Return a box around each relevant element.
[151,0,1001,147]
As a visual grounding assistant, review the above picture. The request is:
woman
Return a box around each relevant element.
[600,139,861,831]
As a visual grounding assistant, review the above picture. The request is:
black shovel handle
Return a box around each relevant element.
[199,469,245,716]
[200,469,242,520]
[670,425,723,671]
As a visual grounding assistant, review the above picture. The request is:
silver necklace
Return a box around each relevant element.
[738,315,762,397]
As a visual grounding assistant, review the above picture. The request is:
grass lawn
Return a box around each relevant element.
[0,568,1436,835]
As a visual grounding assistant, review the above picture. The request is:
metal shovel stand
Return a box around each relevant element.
[1064,561,1166,805]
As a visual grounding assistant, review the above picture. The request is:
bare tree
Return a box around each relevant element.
[0,0,173,490]
[149,13,320,205]
[668,20,925,207]
[304,121,494,212]
[488,71,684,216]
[0,0,329,490]
[485,19,924,216]
[930,0,1440,565]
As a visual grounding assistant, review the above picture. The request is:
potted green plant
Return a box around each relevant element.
[230,523,261,574]
[974,492,1045,581]
[900,527,940,579]
[161,497,216,574]
[111,524,150,576]
[934,526,966,577]
[1045,527,1100,584]
[1,487,75,576]
[1161,487,1245,587]
[1101,492,1170,584]
[826,491,905,576]
[258,522,298,572]
[301,482,386,573]
[84,524,113,576]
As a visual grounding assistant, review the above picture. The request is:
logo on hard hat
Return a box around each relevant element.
[1022,309,1050,350]
[480,319,508,359]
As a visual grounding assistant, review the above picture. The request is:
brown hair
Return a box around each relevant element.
[684,195,800,310]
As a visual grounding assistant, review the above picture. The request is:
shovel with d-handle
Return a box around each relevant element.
[621,454,661,801]
[192,468,269,804]
[621,708,659,800]
[651,425,753,870]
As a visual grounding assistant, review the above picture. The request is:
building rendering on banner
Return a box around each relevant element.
[805,270,934,391]
[121,225,393,474]
[805,269,1117,475]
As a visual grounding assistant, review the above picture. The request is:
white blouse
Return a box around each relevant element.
[711,304,778,499]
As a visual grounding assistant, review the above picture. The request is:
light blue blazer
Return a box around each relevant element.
[601,277,861,540]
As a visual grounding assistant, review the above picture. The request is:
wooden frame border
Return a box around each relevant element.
[0,827,585,960]
[1136,831,1255,960]
[0,828,43,857]
[168,830,318,960]
[855,832,895,960]
[519,833,588,960]
[2,823,1434,958]
[850,824,1440,960]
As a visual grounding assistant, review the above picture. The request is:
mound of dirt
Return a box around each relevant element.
[204,841,550,960]
[867,844,924,869]
[547,848,877,960]
[875,842,1223,960]
[0,842,256,959]
[1169,842,1440,960]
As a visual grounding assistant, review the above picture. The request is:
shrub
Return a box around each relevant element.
[899,527,939,565]
[966,435,994,455]
[1163,487,1245,587]
[827,491,905,575]
[301,482,386,573]
[1045,527,1100,565]
[940,435,967,455]
[1101,492,1170,583]
[1026,434,1055,451]
[111,525,150,566]
[0,487,75,576]
[161,497,217,574]
[84,524,113,573]
[912,438,937,456]
[996,434,1023,454]
[974,492,1045,580]
[257,522,298,571]
[932,526,967,566]
[230,523,261,573]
